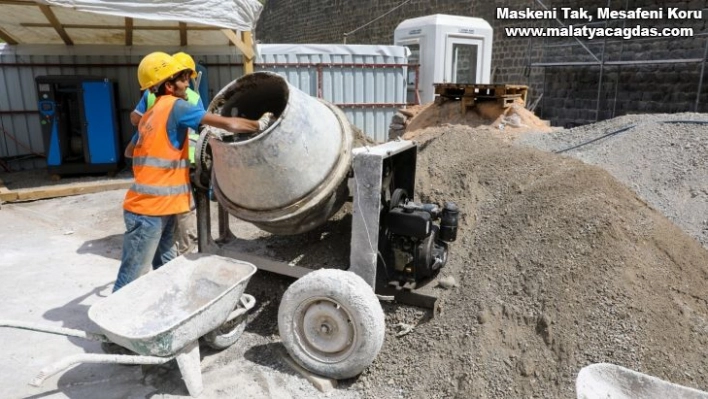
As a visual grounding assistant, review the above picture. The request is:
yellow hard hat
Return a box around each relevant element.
[137,52,187,91]
[172,52,198,79]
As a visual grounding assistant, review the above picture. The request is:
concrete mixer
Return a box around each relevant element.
[191,72,458,380]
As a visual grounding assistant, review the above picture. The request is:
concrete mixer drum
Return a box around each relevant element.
[198,72,354,235]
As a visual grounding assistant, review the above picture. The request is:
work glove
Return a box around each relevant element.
[258,112,275,131]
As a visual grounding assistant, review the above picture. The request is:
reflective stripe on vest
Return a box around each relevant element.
[132,156,190,169]
[129,182,191,196]
[124,95,191,216]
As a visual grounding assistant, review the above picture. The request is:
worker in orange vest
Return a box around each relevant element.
[114,52,272,292]
[130,52,203,257]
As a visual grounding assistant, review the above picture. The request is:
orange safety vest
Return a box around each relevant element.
[124,95,191,216]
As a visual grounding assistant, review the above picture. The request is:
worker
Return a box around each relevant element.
[114,51,273,293]
[129,52,203,256]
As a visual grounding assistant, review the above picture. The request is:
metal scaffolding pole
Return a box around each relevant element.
[696,37,708,112]
[533,0,601,63]
[526,0,706,123]
[612,0,629,119]
[531,59,706,67]
[595,0,611,122]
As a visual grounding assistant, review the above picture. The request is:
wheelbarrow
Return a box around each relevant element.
[0,253,257,397]
[576,363,708,399]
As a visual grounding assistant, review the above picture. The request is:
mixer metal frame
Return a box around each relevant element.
[194,139,441,314]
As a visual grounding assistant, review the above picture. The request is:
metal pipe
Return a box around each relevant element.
[217,202,231,241]
[532,58,705,67]
[1,62,138,67]
[612,0,629,119]
[541,67,547,120]
[30,353,172,387]
[598,59,705,66]
[695,37,708,112]
[255,62,411,68]
[195,189,213,253]
[539,31,708,49]
[414,65,421,105]
[0,319,109,342]
[317,65,323,98]
[555,124,636,154]
[533,0,601,63]
[595,0,610,122]
[662,120,708,124]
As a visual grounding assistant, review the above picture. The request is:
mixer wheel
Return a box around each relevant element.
[278,269,385,379]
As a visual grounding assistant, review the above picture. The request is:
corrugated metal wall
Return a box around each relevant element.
[0,52,145,170]
[0,45,408,171]
[256,45,408,142]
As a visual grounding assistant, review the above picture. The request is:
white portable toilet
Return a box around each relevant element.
[394,14,493,104]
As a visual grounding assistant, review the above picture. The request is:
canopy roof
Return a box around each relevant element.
[0,0,262,52]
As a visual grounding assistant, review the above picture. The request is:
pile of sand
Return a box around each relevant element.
[353,125,708,398]
[396,99,554,142]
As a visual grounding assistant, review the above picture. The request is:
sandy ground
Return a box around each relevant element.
[0,189,360,399]
[2,102,707,399]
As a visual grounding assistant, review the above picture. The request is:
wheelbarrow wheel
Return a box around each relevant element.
[202,314,248,350]
[202,294,255,350]
[278,269,385,380]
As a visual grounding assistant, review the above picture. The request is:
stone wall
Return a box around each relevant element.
[256,0,708,127]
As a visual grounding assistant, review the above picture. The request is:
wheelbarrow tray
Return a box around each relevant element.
[88,253,256,357]
[576,363,708,399]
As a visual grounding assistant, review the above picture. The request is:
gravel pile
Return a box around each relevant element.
[351,124,708,398]
[515,113,708,250]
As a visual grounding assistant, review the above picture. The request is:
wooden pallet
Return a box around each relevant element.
[434,83,528,112]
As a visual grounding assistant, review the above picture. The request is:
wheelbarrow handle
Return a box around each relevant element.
[0,319,110,342]
[223,294,256,324]
[30,352,173,387]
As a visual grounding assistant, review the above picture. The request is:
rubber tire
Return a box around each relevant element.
[278,269,385,379]
[389,188,408,211]
[202,314,248,350]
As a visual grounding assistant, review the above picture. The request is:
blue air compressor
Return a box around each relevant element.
[35,76,121,177]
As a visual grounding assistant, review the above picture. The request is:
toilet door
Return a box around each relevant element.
[397,38,422,104]
[444,36,484,84]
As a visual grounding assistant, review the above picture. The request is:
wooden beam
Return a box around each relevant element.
[125,17,133,46]
[0,178,11,196]
[21,23,219,31]
[0,0,36,5]
[0,179,132,203]
[38,5,73,45]
[242,30,254,75]
[179,22,187,46]
[278,347,337,393]
[220,29,253,59]
[0,27,18,45]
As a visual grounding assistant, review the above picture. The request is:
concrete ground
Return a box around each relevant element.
[0,189,358,399]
